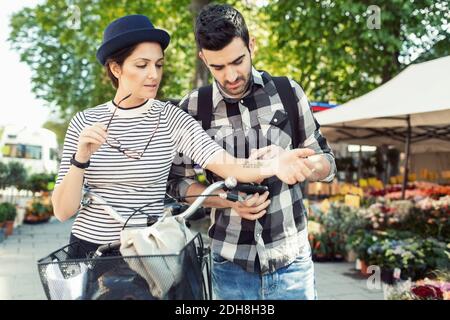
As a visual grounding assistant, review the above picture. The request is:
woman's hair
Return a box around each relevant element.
[104,44,139,88]
[195,4,249,51]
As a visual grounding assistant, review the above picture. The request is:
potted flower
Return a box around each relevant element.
[419,238,450,276]
[23,173,55,224]
[0,202,17,236]
[387,269,450,300]
[308,232,330,261]
[404,196,450,240]
[346,230,380,274]
[0,208,6,242]
[0,208,6,229]
[23,198,52,224]
[367,237,429,284]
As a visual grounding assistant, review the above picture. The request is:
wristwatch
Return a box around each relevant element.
[70,153,90,169]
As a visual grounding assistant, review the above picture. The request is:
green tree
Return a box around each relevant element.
[261,0,449,103]
[190,0,212,88]
[0,162,9,190]
[9,0,198,122]
[1,162,28,203]
[6,162,28,191]
[27,173,56,194]
[8,0,449,119]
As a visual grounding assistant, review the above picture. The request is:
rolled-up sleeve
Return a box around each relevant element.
[291,80,337,182]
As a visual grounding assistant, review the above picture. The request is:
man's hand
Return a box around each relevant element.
[231,191,270,221]
[271,148,317,184]
[252,145,326,183]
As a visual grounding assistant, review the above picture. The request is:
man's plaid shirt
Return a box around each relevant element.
[167,67,336,274]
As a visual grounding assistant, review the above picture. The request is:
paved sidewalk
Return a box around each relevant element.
[0,218,72,300]
[0,217,383,300]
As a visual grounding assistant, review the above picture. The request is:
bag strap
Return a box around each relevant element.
[197,85,213,131]
[272,76,303,148]
[197,85,216,184]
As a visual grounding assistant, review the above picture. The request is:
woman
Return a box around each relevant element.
[52,15,314,256]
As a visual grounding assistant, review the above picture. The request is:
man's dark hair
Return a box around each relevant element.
[195,4,249,51]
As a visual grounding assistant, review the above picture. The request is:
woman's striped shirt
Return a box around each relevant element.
[56,99,222,244]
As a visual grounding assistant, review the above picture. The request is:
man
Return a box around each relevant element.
[167,4,336,300]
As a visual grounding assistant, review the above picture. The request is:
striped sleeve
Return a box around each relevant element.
[164,104,223,168]
[55,112,86,185]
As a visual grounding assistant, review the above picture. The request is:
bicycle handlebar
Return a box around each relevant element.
[231,183,269,195]
[85,177,267,256]
[82,177,238,224]
[176,177,237,220]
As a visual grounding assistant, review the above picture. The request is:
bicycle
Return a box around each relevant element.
[37,177,268,300]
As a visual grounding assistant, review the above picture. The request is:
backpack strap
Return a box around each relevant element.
[272,76,303,148]
[197,85,213,131]
[196,85,215,184]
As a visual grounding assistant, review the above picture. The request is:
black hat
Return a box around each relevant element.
[96,14,170,65]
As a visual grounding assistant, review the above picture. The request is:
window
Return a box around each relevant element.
[25,145,42,160]
[2,143,42,160]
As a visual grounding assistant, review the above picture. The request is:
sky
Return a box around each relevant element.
[0,0,49,129]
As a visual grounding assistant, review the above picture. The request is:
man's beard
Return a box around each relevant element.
[219,63,252,97]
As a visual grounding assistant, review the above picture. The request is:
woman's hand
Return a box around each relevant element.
[76,123,108,162]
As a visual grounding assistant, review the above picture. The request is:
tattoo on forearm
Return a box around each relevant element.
[242,160,264,169]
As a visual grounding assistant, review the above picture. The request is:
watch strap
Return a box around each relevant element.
[70,153,90,169]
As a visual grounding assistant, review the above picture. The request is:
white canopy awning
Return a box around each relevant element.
[315,56,450,153]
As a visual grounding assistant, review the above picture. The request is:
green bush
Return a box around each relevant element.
[31,201,48,217]
[366,236,450,281]
[0,209,6,223]
[402,206,450,241]
[0,202,16,221]
[309,204,370,260]
[27,173,57,193]
[346,229,381,263]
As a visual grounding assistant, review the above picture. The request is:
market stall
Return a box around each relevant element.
[306,56,450,299]
[315,55,450,197]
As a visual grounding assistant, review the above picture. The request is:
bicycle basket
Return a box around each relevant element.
[37,233,210,300]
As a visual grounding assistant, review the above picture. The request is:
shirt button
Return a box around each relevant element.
[256,233,261,238]
[273,118,278,123]
[240,99,244,104]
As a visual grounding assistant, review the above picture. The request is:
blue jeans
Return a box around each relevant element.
[211,252,317,300]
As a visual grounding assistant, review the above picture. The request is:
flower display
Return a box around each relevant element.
[387,271,450,300]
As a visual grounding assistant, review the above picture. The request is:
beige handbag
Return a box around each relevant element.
[119,215,194,299]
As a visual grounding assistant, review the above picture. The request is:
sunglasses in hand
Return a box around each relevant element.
[105,93,160,160]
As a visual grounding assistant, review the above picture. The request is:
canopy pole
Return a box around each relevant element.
[401,115,411,200]
[358,145,362,182]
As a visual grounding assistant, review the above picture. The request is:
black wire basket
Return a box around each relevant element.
[37,233,211,300]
